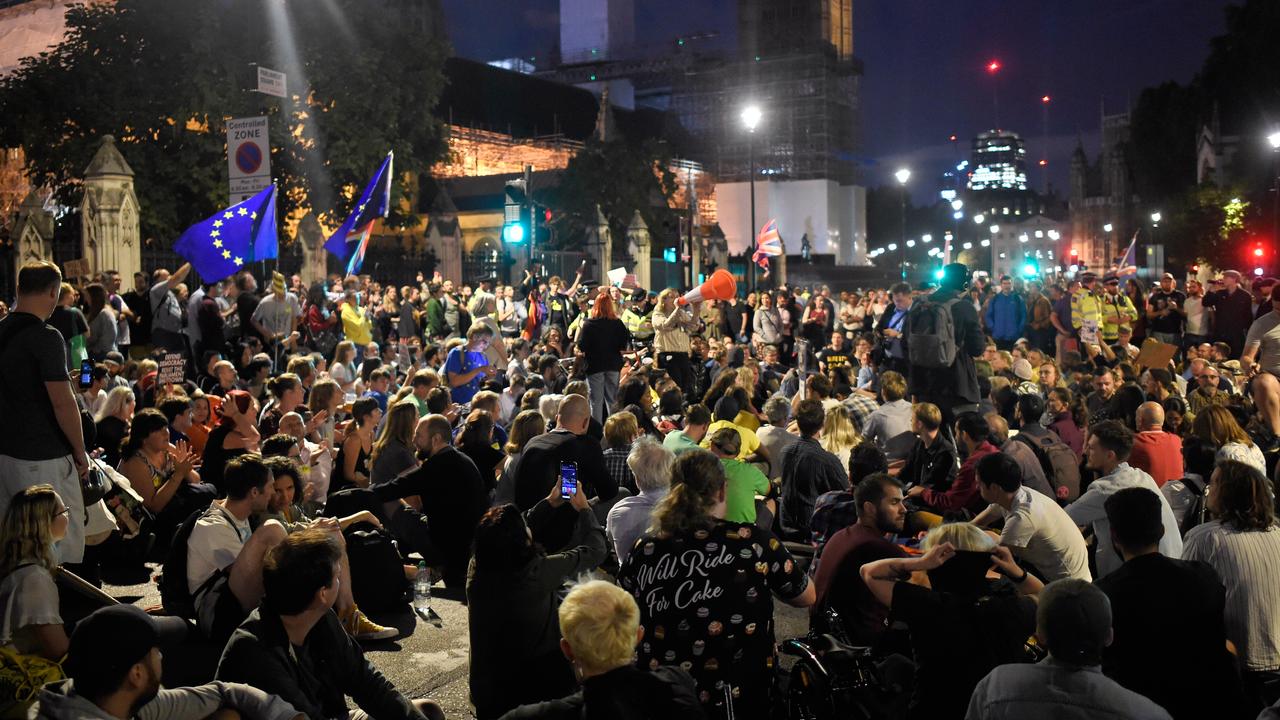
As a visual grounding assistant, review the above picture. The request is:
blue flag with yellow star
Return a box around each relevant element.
[323,151,392,276]
[173,184,278,281]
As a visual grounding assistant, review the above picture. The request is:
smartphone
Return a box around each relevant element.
[559,461,578,499]
[78,359,93,389]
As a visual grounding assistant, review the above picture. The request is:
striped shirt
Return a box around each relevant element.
[1183,521,1280,671]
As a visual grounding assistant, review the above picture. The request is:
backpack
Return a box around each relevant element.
[158,508,222,620]
[323,487,388,525]
[906,297,960,369]
[344,524,411,611]
[1012,430,1082,502]
[1178,475,1208,536]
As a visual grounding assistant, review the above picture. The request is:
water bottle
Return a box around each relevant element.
[413,561,432,617]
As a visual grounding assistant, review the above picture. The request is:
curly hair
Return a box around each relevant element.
[650,450,726,537]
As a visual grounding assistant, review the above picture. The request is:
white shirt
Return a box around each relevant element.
[1183,522,1280,671]
[1184,294,1206,335]
[187,502,249,597]
[1065,463,1182,578]
[1246,311,1280,375]
[990,486,1091,582]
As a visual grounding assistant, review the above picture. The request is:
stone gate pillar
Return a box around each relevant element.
[627,210,651,290]
[294,212,327,285]
[12,189,54,287]
[79,135,140,279]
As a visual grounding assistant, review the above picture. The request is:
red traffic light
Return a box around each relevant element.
[1255,246,1265,258]
[544,209,553,223]
[1041,95,1051,103]
[1069,248,1079,257]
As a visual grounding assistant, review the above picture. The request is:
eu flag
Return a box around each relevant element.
[173,184,278,281]
[324,151,393,276]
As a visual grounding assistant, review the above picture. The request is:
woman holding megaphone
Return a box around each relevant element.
[652,287,701,397]
[654,271,738,398]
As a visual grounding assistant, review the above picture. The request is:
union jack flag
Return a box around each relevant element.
[752,218,783,270]
[1115,231,1138,279]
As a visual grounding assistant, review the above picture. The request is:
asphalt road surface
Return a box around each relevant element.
[76,563,810,719]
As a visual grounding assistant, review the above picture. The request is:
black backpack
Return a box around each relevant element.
[344,524,410,611]
[1012,430,1082,503]
[158,508,223,620]
[323,487,389,525]
[1179,475,1208,537]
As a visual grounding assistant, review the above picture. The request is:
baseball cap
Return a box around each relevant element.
[104,351,125,367]
[64,605,187,680]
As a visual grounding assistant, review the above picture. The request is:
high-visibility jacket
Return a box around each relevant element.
[1071,289,1105,332]
[1099,291,1139,341]
[622,308,654,340]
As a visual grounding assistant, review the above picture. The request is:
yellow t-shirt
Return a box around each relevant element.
[341,303,373,346]
[700,419,760,460]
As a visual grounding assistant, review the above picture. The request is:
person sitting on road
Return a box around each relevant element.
[34,605,302,720]
[217,527,442,720]
[498,580,704,720]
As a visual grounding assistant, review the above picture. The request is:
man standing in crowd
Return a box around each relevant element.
[1203,269,1253,357]
[1049,281,1077,364]
[1024,280,1054,354]
[875,283,912,375]
[1071,271,1105,349]
[1146,272,1185,349]
[0,261,90,565]
[1100,274,1138,346]
[905,263,986,433]
[253,272,302,359]
[121,270,152,359]
[149,262,193,354]
[984,275,1025,351]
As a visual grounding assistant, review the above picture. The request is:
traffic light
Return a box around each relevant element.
[663,247,678,263]
[503,179,528,244]
[1069,248,1079,259]
[1021,261,1039,278]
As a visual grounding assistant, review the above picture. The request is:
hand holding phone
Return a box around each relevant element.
[78,360,93,389]
[559,461,578,501]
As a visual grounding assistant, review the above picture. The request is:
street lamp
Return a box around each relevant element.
[741,105,762,291]
[1269,130,1280,249]
[1103,223,1113,233]
[895,168,911,281]
[1150,211,1162,225]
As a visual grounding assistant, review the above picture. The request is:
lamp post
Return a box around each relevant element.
[1269,131,1280,251]
[742,105,762,291]
[895,167,911,281]
[1102,223,1113,270]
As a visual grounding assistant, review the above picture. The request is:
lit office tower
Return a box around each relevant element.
[967,130,1030,192]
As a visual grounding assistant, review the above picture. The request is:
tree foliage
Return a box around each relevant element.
[0,0,450,242]
[546,135,680,252]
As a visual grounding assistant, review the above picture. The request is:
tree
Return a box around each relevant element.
[0,0,450,242]
[546,135,680,253]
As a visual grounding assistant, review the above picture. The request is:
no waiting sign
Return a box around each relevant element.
[227,116,272,203]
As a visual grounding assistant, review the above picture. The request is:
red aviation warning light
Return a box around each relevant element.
[986,59,1002,74]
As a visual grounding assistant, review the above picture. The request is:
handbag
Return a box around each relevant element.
[80,458,109,506]
[0,645,63,718]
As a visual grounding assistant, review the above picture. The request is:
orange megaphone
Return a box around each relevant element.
[678,269,737,305]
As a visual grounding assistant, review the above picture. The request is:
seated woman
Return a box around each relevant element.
[331,397,380,495]
[468,484,607,720]
[458,410,505,493]
[617,450,814,720]
[186,390,222,457]
[499,580,703,720]
[93,386,135,468]
[258,373,307,438]
[200,389,260,492]
[117,409,216,549]
[1193,405,1265,473]
[860,522,1043,720]
[0,485,71,714]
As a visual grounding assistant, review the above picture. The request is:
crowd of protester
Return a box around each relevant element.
[0,256,1279,719]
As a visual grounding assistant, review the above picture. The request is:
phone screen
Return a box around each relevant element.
[78,360,93,389]
[559,461,578,499]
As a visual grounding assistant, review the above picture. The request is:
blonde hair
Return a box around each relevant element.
[819,405,860,456]
[371,401,419,467]
[0,485,60,575]
[603,412,639,449]
[95,385,135,423]
[334,340,355,365]
[558,580,640,675]
[923,522,997,553]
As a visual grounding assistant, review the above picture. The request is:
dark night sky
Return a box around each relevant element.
[442,0,1233,201]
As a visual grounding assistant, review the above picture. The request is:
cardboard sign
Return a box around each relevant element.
[157,353,185,385]
[63,258,90,281]
[1134,338,1177,370]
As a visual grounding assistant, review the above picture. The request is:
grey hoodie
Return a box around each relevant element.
[31,679,300,720]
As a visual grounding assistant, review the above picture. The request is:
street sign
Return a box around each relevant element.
[63,258,90,281]
[256,66,287,98]
[226,116,272,204]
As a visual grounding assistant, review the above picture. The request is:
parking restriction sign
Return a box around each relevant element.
[227,116,271,203]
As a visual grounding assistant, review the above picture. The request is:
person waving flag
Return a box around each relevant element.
[173,184,277,281]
